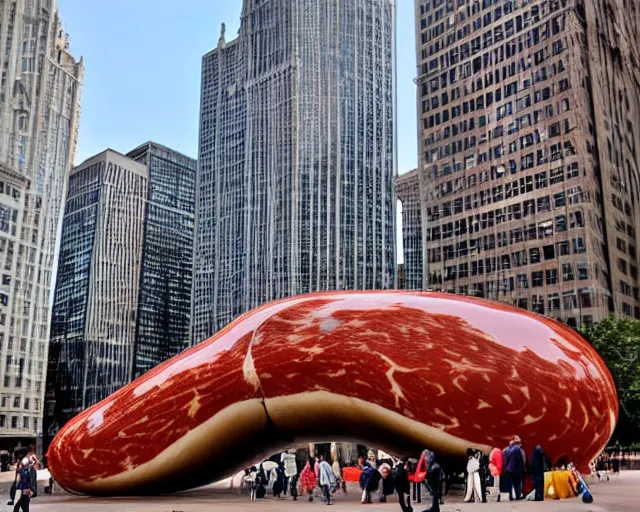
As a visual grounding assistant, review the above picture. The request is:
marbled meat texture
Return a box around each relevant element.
[48,291,617,493]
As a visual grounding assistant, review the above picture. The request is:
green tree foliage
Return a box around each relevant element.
[582,317,640,443]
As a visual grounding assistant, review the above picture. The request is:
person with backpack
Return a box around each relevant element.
[13,457,36,512]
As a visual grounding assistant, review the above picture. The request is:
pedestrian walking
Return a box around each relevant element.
[504,438,525,500]
[393,459,413,512]
[359,463,391,504]
[488,447,503,501]
[318,455,336,505]
[530,445,546,501]
[423,452,443,512]
[463,449,482,503]
[281,451,298,500]
[299,455,319,501]
[13,458,36,512]
[611,453,620,475]
[244,467,258,501]
[269,464,286,499]
[331,455,346,494]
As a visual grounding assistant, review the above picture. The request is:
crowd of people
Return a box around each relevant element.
[589,451,621,481]
[239,437,558,510]
[243,451,350,505]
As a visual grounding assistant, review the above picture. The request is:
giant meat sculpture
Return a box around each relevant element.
[47,292,618,496]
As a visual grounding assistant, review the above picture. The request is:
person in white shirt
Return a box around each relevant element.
[281,451,298,500]
[464,449,483,503]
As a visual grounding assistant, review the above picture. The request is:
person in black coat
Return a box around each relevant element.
[423,452,443,512]
[530,445,546,501]
[393,460,413,512]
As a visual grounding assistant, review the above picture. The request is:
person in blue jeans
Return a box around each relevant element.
[13,457,36,512]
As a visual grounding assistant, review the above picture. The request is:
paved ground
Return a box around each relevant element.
[0,471,637,511]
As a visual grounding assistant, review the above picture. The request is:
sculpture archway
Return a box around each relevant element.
[47,292,618,496]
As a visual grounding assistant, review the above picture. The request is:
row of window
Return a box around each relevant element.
[0,414,37,430]
[431,163,580,221]
[0,396,39,410]
[421,5,565,97]
[423,61,568,152]
[425,71,568,134]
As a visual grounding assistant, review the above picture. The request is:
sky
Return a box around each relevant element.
[56,0,418,174]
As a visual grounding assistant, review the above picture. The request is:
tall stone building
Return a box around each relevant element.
[400,0,640,327]
[44,143,196,443]
[0,0,83,452]
[192,0,397,341]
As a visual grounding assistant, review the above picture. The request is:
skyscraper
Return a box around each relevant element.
[44,143,196,442]
[0,1,83,451]
[193,0,397,342]
[403,0,640,327]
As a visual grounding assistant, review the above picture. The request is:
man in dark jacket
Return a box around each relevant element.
[504,440,525,500]
[13,457,36,512]
[423,452,443,512]
[530,446,547,501]
[393,460,413,512]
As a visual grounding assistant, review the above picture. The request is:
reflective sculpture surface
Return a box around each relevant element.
[47,292,618,496]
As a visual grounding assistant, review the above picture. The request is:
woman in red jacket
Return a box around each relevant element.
[488,447,504,502]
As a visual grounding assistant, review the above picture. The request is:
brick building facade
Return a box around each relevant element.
[399,0,640,328]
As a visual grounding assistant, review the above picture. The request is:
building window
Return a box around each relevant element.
[546,269,559,285]
[562,263,574,282]
[532,271,543,287]
[532,295,545,314]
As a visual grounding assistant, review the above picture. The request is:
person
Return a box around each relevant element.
[423,452,443,512]
[318,455,336,505]
[611,452,620,475]
[269,464,286,499]
[360,463,391,504]
[281,450,298,500]
[331,455,346,494]
[26,446,40,471]
[13,457,36,512]
[7,459,22,506]
[463,448,482,503]
[299,455,319,501]
[244,467,258,501]
[504,438,525,500]
[367,450,378,469]
[488,446,503,502]
[475,449,489,502]
[255,464,267,499]
[530,445,546,501]
[393,459,413,512]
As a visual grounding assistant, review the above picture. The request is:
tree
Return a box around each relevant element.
[582,317,640,444]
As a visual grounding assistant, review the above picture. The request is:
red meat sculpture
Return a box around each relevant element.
[47,292,618,496]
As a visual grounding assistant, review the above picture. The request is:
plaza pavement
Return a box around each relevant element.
[0,471,637,511]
